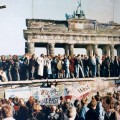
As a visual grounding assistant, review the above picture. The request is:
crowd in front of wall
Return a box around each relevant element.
[0,91,120,120]
[0,53,119,82]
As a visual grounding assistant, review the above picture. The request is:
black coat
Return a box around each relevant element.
[104,112,116,120]
[85,108,99,120]
[32,111,47,120]
[58,112,68,120]
[16,105,29,120]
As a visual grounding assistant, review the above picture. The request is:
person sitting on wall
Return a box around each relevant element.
[0,68,8,82]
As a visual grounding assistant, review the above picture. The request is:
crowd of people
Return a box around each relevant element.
[0,91,120,120]
[0,53,119,81]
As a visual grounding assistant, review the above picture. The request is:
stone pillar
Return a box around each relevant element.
[117,46,120,56]
[110,44,114,59]
[69,44,74,56]
[102,45,110,56]
[65,44,69,56]
[46,44,49,55]
[93,44,98,55]
[25,42,28,53]
[27,42,35,54]
[49,43,55,57]
[86,45,93,56]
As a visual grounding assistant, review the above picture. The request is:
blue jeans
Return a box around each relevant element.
[92,64,96,77]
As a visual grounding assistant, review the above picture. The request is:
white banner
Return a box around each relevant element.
[5,87,32,101]
[39,88,60,105]
[31,87,40,101]
[5,83,91,103]
[64,84,91,99]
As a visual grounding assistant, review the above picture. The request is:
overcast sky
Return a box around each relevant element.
[0,0,120,55]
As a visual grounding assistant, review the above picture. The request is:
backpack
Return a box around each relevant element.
[57,60,63,70]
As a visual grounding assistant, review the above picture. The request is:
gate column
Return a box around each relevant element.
[65,44,69,56]
[110,44,115,59]
[47,44,49,55]
[49,43,55,57]
[86,45,93,56]
[69,44,74,56]
[117,46,120,56]
[102,45,110,56]
[27,42,35,54]
[93,44,98,55]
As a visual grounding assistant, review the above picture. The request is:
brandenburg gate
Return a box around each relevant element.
[23,1,120,57]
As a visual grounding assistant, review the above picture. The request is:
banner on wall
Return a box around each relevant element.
[39,88,61,105]
[64,83,91,99]
[31,87,40,100]
[5,83,91,104]
[5,87,62,105]
[5,87,32,101]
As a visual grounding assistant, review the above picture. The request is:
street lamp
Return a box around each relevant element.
[0,4,6,9]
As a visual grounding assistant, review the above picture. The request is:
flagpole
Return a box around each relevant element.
[32,0,33,19]
[113,0,114,22]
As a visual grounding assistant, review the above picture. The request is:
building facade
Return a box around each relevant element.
[23,1,120,58]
